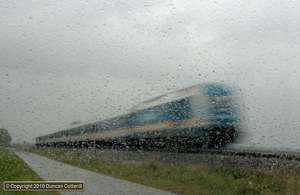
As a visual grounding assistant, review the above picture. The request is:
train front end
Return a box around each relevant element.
[201,84,242,148]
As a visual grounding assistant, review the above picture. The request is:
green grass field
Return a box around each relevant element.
[30,148,300,195]
[0,148,60,195]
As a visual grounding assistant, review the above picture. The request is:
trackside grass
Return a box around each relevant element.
[0,148,60,195]
[30,148,300,195]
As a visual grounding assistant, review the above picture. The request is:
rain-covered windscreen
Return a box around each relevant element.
[0,1,300,194]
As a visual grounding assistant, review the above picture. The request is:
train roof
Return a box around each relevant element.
[131,83,233,111]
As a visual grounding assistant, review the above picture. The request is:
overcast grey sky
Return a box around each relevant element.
[0,0,299,150]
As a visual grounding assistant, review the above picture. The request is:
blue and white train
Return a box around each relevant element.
[36,83,242,149]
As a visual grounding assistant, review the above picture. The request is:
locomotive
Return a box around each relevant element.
[36,83,242,149]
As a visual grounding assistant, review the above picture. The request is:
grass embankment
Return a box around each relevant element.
[30,148,300,195]
[0,148,60,195]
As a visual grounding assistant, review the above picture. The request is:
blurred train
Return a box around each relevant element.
[36,83,242,149]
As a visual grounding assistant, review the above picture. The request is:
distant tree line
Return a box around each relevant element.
[0,128,12,147]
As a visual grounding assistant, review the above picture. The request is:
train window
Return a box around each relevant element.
[1,0,299,194]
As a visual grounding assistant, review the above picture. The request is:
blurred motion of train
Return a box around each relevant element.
[36,83,243,149]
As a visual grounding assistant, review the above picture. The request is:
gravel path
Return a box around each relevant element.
[13,150,175,195]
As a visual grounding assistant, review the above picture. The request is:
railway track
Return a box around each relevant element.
[180,148,300,161]
[37,146,300,172]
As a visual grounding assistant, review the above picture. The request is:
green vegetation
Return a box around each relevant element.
[0,148,60,195]
[0,128,12,147]
[30,148,300,195]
